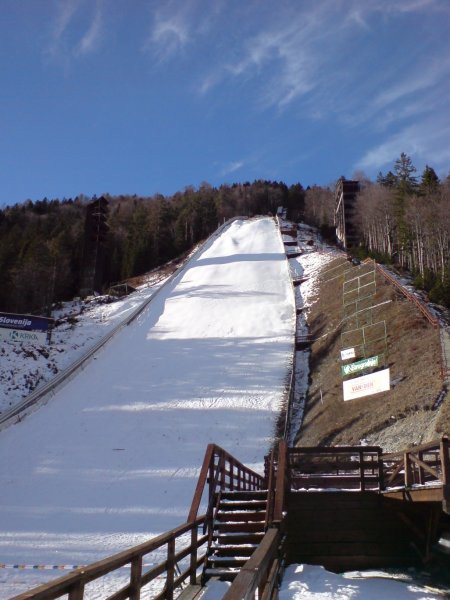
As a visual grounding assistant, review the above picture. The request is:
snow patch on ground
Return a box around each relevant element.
[279,564,444,599]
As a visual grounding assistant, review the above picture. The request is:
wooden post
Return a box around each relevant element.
[273,440,287,522]
[130,556,142,600]
[440,436,450,514]
[440,436,449,486]
[404,451,413,488]
[68,581,85,600]
[359,450,365,492]
[190,524,198,585]
[166,538,175,600]
[378,449,385,491]
[418,451,424,485]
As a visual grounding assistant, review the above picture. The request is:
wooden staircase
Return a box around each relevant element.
[13,439,449,600]
[203,490,268,581]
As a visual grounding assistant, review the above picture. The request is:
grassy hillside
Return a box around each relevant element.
[296,257,448,451]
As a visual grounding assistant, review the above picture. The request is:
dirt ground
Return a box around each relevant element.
[296,257,449,452]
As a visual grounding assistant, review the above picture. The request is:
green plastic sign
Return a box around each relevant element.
[341,356,379,377]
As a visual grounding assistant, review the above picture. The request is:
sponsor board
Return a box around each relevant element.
[342,355,379,377]
[0,312,52,332]
[340,347,355,360]
[0,328,47,345]
[343,368,390,401]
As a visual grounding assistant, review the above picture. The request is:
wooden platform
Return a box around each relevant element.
[286,491,419,572]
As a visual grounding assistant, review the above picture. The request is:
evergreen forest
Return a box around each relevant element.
[0,154,449,316]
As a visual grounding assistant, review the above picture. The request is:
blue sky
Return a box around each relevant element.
[1,0,449,206]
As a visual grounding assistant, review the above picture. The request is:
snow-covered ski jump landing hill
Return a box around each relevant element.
[0,217,295,597]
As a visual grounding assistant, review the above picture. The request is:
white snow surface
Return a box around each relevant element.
[0,217,295,597]
[279,564,443,599]
[0,276,166,414]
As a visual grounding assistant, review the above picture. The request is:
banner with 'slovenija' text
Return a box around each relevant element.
[0,312,53,332]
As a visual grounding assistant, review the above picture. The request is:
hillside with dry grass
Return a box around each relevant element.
[296,257,448,452]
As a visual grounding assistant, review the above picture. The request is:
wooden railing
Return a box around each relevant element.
[187,444,265,524]
[221,527,286,600]
[288,446,383,491]
[382,436,449,489]
[12,516,208,600]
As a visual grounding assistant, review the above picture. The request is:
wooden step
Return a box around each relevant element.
[216,533,264,545]
[203,568,239,581]
[215,522,265,533]
[219,500,267,511]
[210,545,257,557]
[220,491,267,501]
[207,556,248,568]
[216,511,266,522]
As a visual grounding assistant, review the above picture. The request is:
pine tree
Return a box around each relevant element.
[377,170,397,188]
[393,152,417,192]
[420,165,439,194]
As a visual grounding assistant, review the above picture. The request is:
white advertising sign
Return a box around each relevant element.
[0,328,47,345]
[343,368,390,401]
[340,347,355,360]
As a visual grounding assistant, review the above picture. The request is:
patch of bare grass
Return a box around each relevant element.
[296,258,447,451]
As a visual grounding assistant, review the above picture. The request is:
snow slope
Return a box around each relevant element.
[0,217,295,597]
[0,277,164,415]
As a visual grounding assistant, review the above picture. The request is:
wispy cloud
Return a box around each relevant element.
[199,0,449,115]
[74,2,103,57]
[371,59,450,111]
[220,161,245,176]
[144,0,224,62]
[45,0,103,64]
[356,116,450,171]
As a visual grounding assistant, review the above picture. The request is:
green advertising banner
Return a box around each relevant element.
[341,355,379,377]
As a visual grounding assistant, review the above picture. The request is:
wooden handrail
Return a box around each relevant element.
[381,436,448,490]
[382,439,442,460]
[187,445,265,524]
[222,527,284,600]
[288,446,382,491]
[12,516,207,600]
